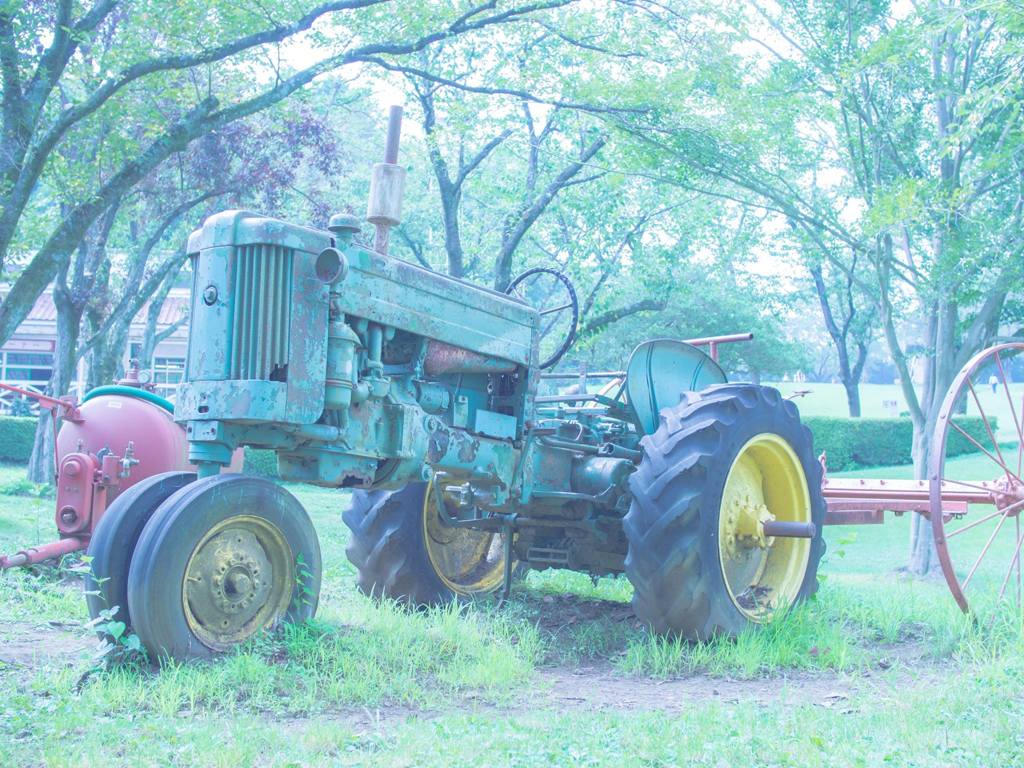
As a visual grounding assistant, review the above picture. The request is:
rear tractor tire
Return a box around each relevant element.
[624,383,826,639]
[127,475,321,660]
[343,481,512,605]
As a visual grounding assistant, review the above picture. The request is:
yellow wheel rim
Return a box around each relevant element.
[717,433,812,622]
[422,482,509,595]
[182,515,294,650]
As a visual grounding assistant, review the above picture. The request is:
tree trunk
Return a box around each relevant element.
[907,415,938,574]
[140,303,164,371]
[843,379,862,418]
[85,315,130,390]
[27,302,80,483]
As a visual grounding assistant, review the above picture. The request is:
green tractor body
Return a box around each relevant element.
[86,112,825,660]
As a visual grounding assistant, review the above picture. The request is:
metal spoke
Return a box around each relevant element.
[1017,514,1022,608]
[948,420,1022,486]
[996,521,1024,605]
[966,379,1009,472]
[994,352,1024,478]
[938,477,1001,495]
[961,506,1013,592]
[946,507,1008,539]
[539,302,573,316]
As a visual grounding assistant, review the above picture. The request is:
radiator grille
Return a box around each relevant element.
[230,244,293,380]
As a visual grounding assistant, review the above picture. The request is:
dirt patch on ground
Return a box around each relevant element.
[533,662,933,713]
[0,620,94,667]
[526,592,638,631]
[273,656,948,739]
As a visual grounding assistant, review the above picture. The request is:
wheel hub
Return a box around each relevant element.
[422,482,508,595]
[718,433,812,622]
[723,493,775,558]
[992,475,1024,516]
[183,516,292,649]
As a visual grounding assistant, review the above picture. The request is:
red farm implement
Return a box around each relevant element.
[0,367,197,569]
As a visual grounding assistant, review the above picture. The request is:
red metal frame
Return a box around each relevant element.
[0,384,106,569]
[682,332,755,363]
[823,477,984,524]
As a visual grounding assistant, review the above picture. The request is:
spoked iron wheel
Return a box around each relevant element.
[931,342,1024,616]
[505,267,579,369]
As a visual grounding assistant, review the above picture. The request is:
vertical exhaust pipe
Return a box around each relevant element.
[367,105,406,255]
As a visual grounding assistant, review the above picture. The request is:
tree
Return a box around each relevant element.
[0,0,578,349]
[807,252,875,416]
[610,0,1024,572]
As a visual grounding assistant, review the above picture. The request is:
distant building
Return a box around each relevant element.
[0,287,189,413]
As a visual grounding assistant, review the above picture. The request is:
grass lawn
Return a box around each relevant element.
[1,452,1023,767]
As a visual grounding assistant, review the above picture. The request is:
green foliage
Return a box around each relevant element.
[0,417,38,462]
[805,416,994,471]
[242,448,278,478]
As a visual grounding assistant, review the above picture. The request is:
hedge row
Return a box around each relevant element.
[0,416,38,462]
[0,415,996,475]
[804,415,994,472]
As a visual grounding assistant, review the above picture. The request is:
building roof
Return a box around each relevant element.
[0,286,189,333]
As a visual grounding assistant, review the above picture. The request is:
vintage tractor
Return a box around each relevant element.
[83,108,826,660]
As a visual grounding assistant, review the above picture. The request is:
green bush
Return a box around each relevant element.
[803,416,995,471]
[243,447,278,477]
[0,416,38,462]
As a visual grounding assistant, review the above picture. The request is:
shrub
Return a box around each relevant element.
[243,448,278,477]
[0,416,38,462]
[803,415,995,471]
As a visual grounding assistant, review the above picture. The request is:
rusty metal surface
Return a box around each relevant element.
[423,341,517,376]
[0,381,81,421]
[0,536,86,569]
[336,247,536,367]
[823,507,887,526]
[822,476,988,526]
[823,477,997,505]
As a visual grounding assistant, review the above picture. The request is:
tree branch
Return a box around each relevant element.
[361,56,643,115]
[456,129,513,187]
[493,135,606,289]
[580,298,666,336]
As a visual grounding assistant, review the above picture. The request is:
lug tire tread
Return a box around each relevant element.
[624,383,826,639]
[343,484,452,605]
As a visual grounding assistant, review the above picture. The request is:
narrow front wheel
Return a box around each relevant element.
[127,475,321,661]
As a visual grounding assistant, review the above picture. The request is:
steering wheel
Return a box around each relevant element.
[505,267,579,369]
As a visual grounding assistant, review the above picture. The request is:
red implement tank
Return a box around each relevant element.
[52,389,192,540]
[57,390,190,497]
[1,380,241,569]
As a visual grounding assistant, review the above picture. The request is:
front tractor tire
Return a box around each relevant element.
[624,383,826,639]
[85,471,197,631]
[126,475,321,661]
[343,482,510,605]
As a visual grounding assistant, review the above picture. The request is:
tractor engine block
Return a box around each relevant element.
[176,210,633,545]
